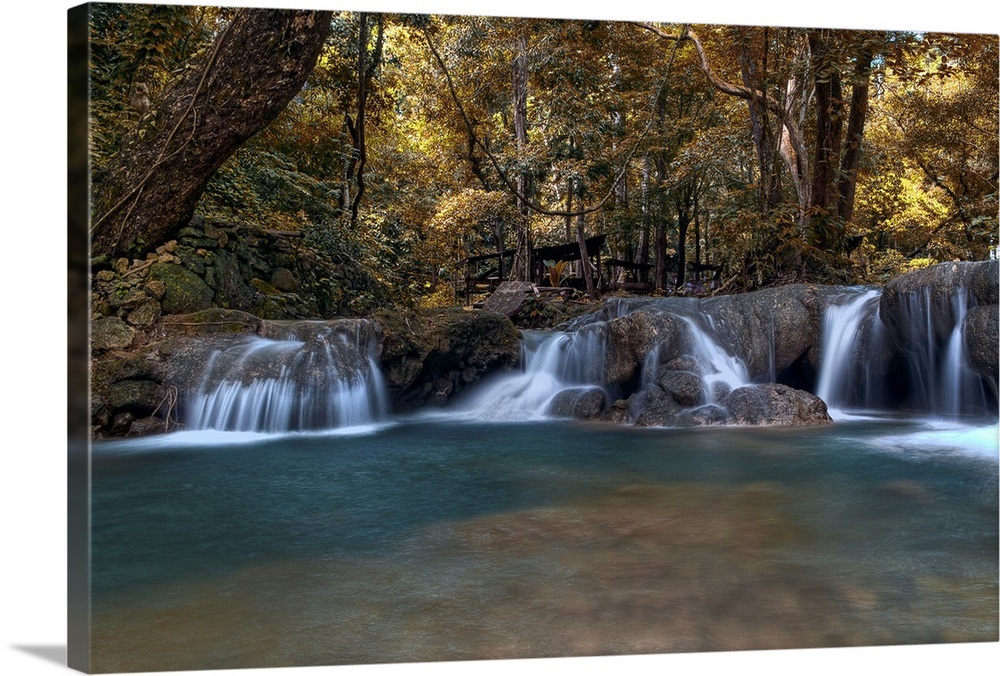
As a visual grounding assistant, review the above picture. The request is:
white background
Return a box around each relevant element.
[2,1,997,675]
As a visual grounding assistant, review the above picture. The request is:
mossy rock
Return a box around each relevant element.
[251,278,282,295]
[107,380,164,416]
[92,316,135,351]
[148,263,214,314]
[375,307,520,409]
[160,308,263,335]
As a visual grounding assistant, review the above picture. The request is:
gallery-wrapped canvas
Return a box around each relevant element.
[68,1,998,674]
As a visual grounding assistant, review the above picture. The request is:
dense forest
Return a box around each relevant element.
[87,3,999,313]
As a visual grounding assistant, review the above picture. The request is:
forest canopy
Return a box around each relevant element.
[88,3,999,307]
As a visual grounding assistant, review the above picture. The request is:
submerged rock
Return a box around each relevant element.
[721,384,831,426]
[548,387,606,420]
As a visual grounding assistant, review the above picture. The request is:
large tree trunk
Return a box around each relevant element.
[674,180,697,290]
[91,8,332,257]
[836,45,873,226]
[807,29,845,249]
[737,29,783,213]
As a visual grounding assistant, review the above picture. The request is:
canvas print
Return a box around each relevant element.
[69,1,999,673]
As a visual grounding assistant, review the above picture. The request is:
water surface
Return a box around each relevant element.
[90,418,999,672]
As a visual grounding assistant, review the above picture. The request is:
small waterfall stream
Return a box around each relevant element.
[815,285,991,419]
[455,327,609,421]
[677,316,750,402]
[815,289,885,414]
[183,320,389,433]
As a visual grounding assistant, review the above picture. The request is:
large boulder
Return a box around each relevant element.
[880,260,998,351]
[547,387,606,419]
[655,368,706,407]
[376,308,521,409]
[879,260,998,401]
[698,284,825,378]
[721,384,832,426]
[964,304,999,387]
[599,285,826,394]
[603,311,685,387]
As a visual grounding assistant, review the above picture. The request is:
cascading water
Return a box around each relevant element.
[940,287,989,418]
[455,327,609,421]
[814,284,992,420]
[677,316,750,402]
[815,289,886,415]
[891,285,991,419]
[183,320,390,433]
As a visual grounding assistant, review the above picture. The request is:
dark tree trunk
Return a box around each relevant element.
[348,13,385,226]
[738,29,783,213]
[693,204,702,281]
[674,181,696,290]
[807,30,844,249]
[654,216,667,291]
[637,156,651,282]
[836,46,873,226]
[91,8,332,257]
[564,177,574,244]
[576,210,597,301]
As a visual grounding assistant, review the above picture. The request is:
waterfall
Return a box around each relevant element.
[815,289,884,414]
[678,316,750,402]
[456,327,608,421]
[892,285,990,418]
[815,285,991,420]
[940,287,989,418]
[183,320,390,433]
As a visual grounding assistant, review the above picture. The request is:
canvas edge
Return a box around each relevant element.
[68,3,92,673]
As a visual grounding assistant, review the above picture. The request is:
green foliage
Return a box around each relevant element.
[415,282,457,309]
[88,7,997,309]
[88,4,219,168]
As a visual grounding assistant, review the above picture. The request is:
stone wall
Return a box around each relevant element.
[90,216,390,330]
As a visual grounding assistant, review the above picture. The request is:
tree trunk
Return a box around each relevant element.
[674,182,695,290]
[576,209,597,301]
[91,8,332,257]
[693,203,702,281]
[654,216,667,291]
[511,33,531,281]
[807,29,845,249]
[738,29,783,213]
[836,46,873,226]
[348,13,385,226]
[638,156,651,282]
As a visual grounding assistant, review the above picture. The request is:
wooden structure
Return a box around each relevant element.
[530,235,607,289]
[455,248,517,306]
[603,258,654,293]
[457,235,607,304]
